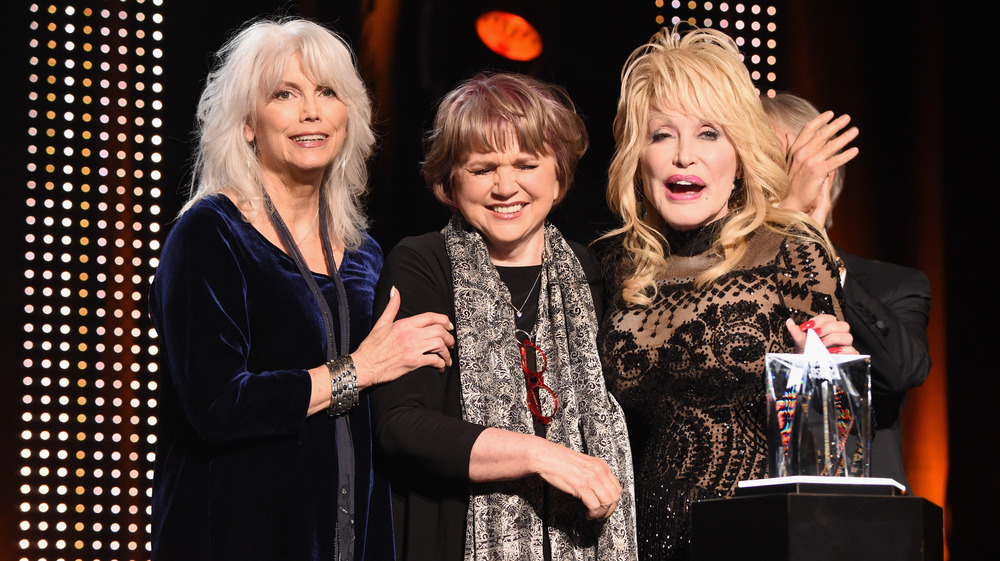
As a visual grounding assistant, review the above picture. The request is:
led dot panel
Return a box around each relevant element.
[20,1,164,559]
[654,1,779,96]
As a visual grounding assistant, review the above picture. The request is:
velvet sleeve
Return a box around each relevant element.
[150,203,311,443]
[369,235,486,483]
[776,237,846,324]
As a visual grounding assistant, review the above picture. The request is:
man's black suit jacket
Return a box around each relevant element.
[840,249,931,491]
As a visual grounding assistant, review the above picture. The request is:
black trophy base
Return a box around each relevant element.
[691,492,943,561]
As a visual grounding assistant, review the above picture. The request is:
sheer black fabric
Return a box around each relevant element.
[600,226,844,560]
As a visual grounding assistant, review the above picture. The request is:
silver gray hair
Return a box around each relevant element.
[183,18,375,249]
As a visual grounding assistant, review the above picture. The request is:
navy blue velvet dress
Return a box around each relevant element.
[149,194,392,561]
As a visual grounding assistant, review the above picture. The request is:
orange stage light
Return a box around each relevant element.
[475,11,543,61]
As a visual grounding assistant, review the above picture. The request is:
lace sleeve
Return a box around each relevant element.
[775,236,846,323]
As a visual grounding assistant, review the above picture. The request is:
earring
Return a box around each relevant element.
[730,176,744,207]
[636,181,647,220]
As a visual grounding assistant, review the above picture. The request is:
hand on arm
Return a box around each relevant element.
[307,287,455,415]
[469,427,622,520]
[352,286,455,388]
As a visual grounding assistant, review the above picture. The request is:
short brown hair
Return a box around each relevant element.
[421,73,589,207]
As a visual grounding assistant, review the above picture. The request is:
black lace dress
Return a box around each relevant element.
[599,223,844,560]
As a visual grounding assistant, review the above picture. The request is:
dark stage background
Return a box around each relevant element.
[1,0,995,559]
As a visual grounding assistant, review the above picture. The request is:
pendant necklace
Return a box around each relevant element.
[296,210,320,246]
[510,268,542,319]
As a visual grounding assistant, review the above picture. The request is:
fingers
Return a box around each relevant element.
[536,445,622,520]
[807,173,834,227]
[788,112,859,171]
[786,318,807,352]
[795,112,854,149]
[786,111,834,155]
[587,476,623,520]
[403,310,454,331]
[354,293,457,386]
[829,345,859,355]
[372,285,400,330]
[823,125,859,156]
[784,113,856,217]
[582,496,617,520]
[827,146,860,171]
[802,314,846,336]
[794,315,854,352]
[396,323,455,371]
[573,463,622,520]
[394,313,456,369]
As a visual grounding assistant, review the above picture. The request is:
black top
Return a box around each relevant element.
[369,231,603,561]
[600,227,844,561]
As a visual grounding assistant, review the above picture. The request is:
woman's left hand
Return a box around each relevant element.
[785,314,857,355]
[352,286,456,389]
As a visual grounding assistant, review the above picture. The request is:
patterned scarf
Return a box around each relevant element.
[445,216,637,561]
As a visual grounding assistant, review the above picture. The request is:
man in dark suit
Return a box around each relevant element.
[762,93,932,491]
[839,251,930,489]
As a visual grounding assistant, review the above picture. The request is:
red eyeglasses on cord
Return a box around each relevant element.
[518,333,558,424]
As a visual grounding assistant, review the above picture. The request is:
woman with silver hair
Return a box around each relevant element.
[599,28,854,559]
[149,18,453,560]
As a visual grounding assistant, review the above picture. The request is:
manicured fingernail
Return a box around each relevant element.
[813,327,823,336]
[799,320,815,331]
[448,321,454,330]
[829,347,842,354]
[390,286,397,299]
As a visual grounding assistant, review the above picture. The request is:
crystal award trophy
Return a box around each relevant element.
[765,330,872,478]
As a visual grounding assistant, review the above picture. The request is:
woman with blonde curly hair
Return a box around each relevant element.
[598,27,854,559]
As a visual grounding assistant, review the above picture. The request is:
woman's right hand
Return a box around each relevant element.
[352,286,455,389]
[532,438,623,520]
[780,111,859,223]
[785,315,857,355]
[469,427,622,520]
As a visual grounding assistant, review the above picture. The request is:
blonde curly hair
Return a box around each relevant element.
[605,27,829,306]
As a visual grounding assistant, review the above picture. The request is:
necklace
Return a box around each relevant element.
[296,210,320,246]
[510,268,542,319]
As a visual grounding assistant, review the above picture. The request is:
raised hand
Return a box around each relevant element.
[781,111,859,227]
